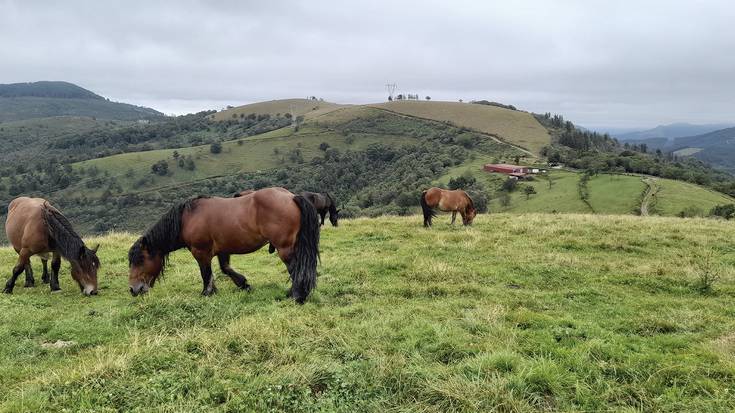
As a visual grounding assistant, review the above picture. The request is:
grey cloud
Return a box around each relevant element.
[1,0,733,128]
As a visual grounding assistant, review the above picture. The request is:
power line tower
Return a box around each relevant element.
[385,83,397,101]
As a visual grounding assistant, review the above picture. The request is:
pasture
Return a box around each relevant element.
[1,214,735,412]
[370,100,551,155]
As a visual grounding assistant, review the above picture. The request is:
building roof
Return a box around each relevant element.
[485,163,528,169]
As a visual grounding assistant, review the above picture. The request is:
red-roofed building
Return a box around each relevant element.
[483,164,529,176]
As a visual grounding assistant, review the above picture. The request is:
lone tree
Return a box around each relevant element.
[425,96,431,101]
[151,160,168,176]
[210,142,222,154]
[523,185,537,199]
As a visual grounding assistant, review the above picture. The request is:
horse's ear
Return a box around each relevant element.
[92,244,100,254]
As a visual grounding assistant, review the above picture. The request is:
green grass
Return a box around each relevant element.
[2,215,734,411]
[655,178,735,216]
[587,174,647,214]
[370,100,551,155]
[493,171,590,213]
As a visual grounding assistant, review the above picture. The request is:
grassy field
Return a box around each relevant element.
[483,170,732,217]
[370,101,551,155]
[1,215,735,412]
[653,178,735,216]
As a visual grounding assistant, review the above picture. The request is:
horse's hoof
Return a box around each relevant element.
[202,288,218,296]
[50,288,62,293]
[242,284,252,292]
[3,287,12,294]
[24,283,34,288]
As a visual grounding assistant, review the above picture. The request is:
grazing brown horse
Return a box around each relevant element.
[4,197,100,295]
[302,191,340,227]
[420,187,477,227]
[129,187,320,304]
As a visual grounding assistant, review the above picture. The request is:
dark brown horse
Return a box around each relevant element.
[4,197,100,295]
[420,187,477,227]
[129,187,320,304]
[302,191,340,227]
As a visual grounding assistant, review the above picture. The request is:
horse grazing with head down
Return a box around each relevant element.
[302,191,340,227]
[129,187,320,304]
[4,197,100,295]
[420,187,477,227]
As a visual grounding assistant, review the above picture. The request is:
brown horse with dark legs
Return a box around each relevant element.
[420,187,477,227]
[4,197,100,295]
[130,187,320,304]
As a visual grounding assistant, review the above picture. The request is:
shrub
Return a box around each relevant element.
[710,204,735,220]
[210,142,222,154]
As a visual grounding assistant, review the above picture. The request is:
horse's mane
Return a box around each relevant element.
[464,192,475,211]
[43,204,99,272]
[128,196,207,272]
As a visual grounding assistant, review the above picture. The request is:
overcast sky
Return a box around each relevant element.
[1,0,734,129]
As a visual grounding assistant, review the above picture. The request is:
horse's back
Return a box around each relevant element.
[6,197,49,252]
[182,188,301,253]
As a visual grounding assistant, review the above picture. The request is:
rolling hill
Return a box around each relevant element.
[211,98,345,122]
[0,81,163,122]
[627,127,735,172]
[369,101,550,155]
[1,215,734,411]
[0,96,733,238]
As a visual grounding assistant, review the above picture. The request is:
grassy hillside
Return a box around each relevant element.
[370,101,551,155]
[654,178,735,216]
[1,215,734,411]
[483,170,733,217]
[211,99,345,122]
[0,81,162,122]
[0,97,163,122]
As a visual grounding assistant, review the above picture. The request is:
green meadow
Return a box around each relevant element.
[1,214,735,412]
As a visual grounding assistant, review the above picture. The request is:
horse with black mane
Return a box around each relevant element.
[129,187,320,304]
[235,189,340,227]
[420,187,477,227]
[4,197,100,295]
[302,191,340,227]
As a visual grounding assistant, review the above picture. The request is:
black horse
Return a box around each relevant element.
[302,191,340,227]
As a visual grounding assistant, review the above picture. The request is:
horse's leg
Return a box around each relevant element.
[319,210,326,226]
[217,254,251,291]
[451,211,457,225]
[460,210,468,226]
[4,249,31,294]
[50,252,61,292]
[23,261,35,287]
[192,251,217,296]
[277,246,296,299]
[41,258,50,284]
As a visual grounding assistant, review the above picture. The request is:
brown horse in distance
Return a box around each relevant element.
[420,187,477,227]
[130,187,320,304]
[4,197,100,295]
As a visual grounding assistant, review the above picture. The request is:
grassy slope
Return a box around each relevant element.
[492,170,589,213]
[655,178,735,216]
[1,215,734,411]
[211,99,345,122]
[370,101,550,155]
[70,125,417,195]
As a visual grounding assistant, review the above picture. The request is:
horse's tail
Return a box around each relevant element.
[420,191,437,227]
[289,195,321,304]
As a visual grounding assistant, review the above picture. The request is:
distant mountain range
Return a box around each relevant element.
[0,81,163,122]
[624,126,735,172]
[615,122,735,141]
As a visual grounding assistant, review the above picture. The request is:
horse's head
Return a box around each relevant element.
[464,193,477,225]
[71,244,100,296]
[128,237,164,296]
[329,206,340,227]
